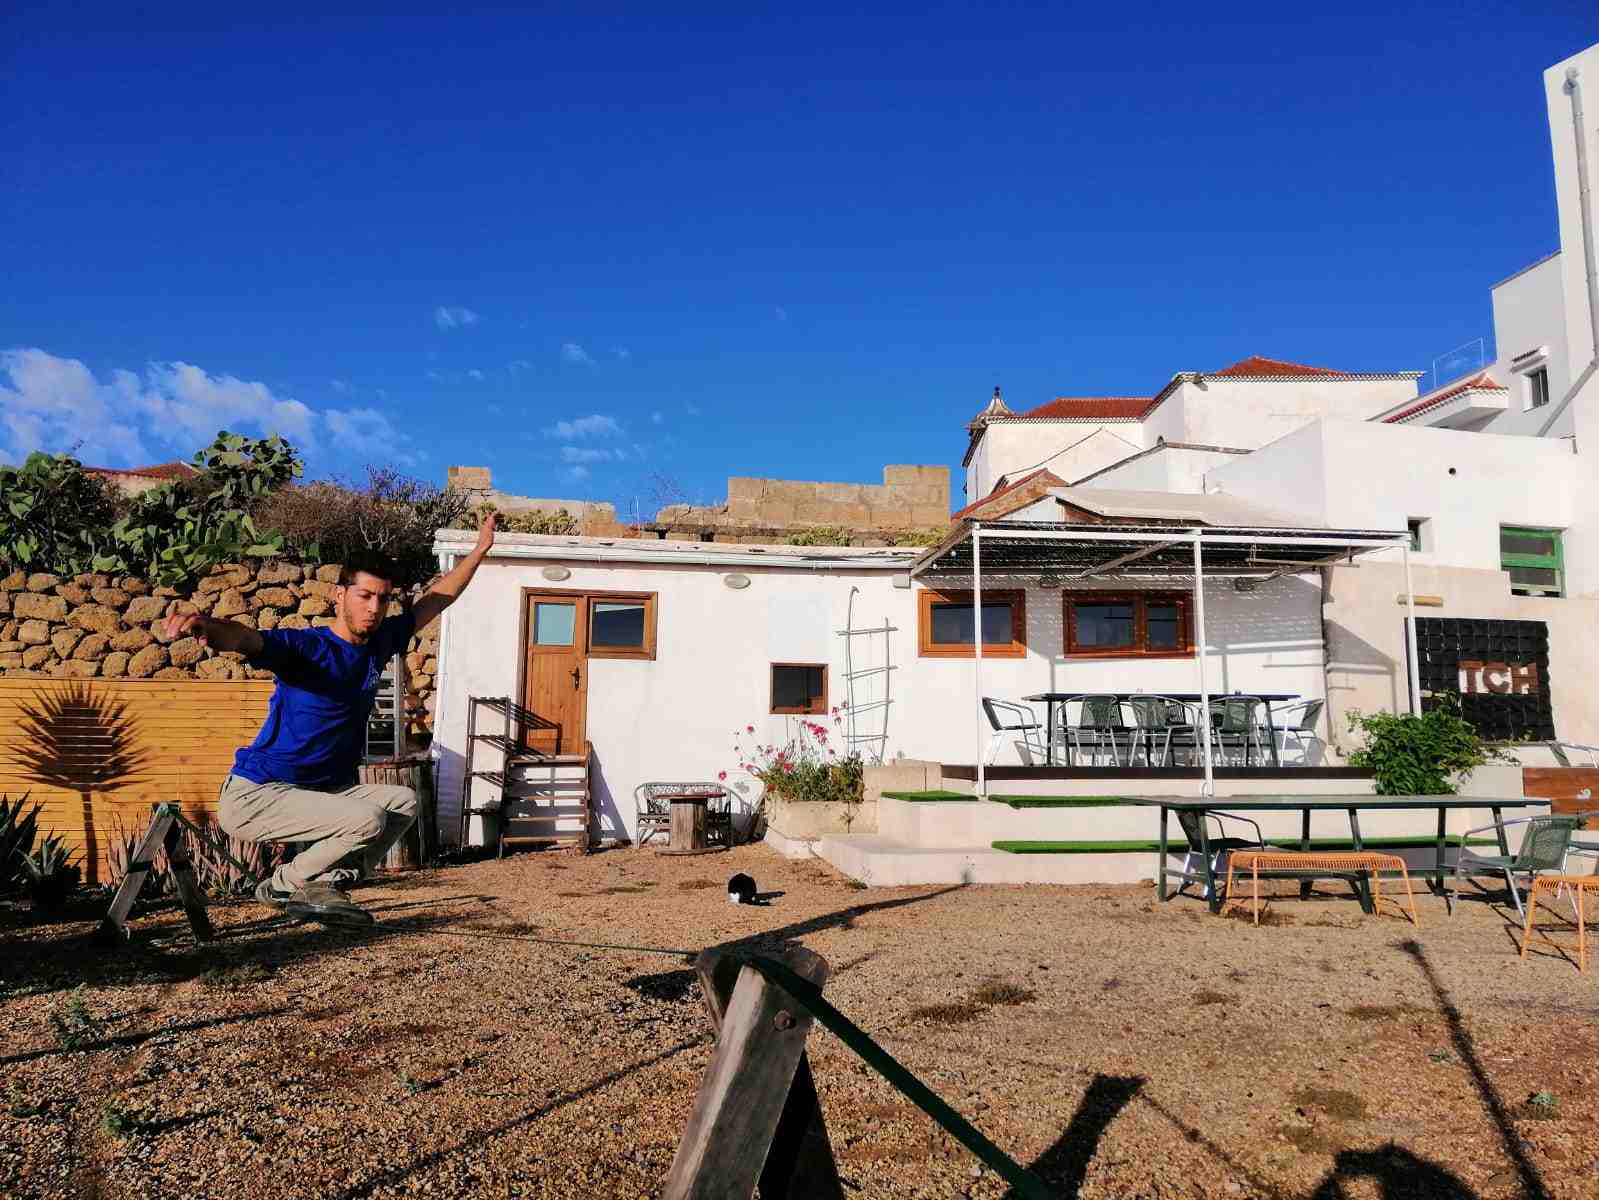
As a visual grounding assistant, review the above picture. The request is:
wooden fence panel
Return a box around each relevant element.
[0,678,273,884]
[1522,767,1599,829]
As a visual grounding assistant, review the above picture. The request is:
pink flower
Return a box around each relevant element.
[747,724,755,733]
[718,770,727,781]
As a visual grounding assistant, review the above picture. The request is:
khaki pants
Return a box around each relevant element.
[219,773,417,893]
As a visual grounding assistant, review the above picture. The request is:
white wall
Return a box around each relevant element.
[1176,377,1418,449]
[1206,419,1579,570]
[1488,254,1573,437]
[968,421,1145,500]
[1077,445,1248,492]
[434,554,1329,846]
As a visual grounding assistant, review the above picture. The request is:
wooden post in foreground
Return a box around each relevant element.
[99,803,215,945]
[663,946,844,1200]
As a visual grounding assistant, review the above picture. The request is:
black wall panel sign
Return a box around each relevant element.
[1413,617,1554,741]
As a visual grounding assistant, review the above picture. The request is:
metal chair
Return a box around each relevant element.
[1208,696,1269,767]
[1126,696,1195,767]
[981,698,1046,766]
[1448,814,1582,917]
[1174,808,1266,900]
[1070,696,1135,767]
[1272,699,1325,765]
[634,782,735,847]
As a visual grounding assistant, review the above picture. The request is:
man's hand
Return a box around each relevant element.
[474,509,497,555]
[160,609,263,656]
[413,509,498,633]
[161,609,207,643]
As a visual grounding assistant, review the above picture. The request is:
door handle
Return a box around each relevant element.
[571,666,582,688]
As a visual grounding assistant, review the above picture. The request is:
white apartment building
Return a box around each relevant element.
[962,41,1599,756]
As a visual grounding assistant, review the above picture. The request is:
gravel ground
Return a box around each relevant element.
[2,846,1597,1200]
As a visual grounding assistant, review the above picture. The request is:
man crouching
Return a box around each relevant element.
[162,512,495,922]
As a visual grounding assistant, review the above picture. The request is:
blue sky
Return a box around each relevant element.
[3,4,1594,510]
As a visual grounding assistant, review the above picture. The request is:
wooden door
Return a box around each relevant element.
[523,594,588,755]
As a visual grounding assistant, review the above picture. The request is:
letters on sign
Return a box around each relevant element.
[1457,660,1540,695]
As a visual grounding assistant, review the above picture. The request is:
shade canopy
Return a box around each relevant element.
[911,520,1407,581]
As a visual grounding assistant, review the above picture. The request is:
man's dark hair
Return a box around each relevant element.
[338,549,402,589]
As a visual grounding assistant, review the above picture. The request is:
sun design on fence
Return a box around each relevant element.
[10,682,151,882]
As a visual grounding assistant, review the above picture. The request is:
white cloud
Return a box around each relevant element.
[434,305,480,330]
[560,446,625,464]
[651,411,665,425]
[565,465,591,482]
[561,342,593,365]
[508,359,533,372]
[330,378,351,394]
[323,406,415,466]
[467,368,485,381]
[546,414,622,439]
[0,347,416,473]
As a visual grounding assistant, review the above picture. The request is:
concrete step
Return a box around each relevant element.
[817,834,1160,887]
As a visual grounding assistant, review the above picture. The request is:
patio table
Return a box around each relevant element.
[1023,692,1302,767]
[1124,795,1552,913]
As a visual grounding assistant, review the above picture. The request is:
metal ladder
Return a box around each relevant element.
[837,586,895,764]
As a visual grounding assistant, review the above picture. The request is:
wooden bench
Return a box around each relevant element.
[1222,850,1419,926]
[1520,875,1599,972]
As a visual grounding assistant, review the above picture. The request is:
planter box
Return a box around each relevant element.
[763,794,877,857]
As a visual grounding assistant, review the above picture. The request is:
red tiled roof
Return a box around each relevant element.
[1381,371,1507,425]
[86,461,200,479]
[1016,396,1152,420]
[1209,356,1352,378]
[951,467,1063,521]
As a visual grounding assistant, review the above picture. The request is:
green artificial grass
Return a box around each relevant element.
[879,791,1134,807]
[992,836,1502,855]
[989,795,1131,809]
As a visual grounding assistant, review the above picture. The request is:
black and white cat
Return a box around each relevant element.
[726,872,757,904]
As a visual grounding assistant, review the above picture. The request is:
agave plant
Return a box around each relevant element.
[0,794,43,895]
[17,833,81,913]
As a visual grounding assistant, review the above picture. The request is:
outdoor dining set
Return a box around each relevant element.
[982,691,1324,768]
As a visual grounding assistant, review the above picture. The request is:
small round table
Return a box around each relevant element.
[655,792,726,856]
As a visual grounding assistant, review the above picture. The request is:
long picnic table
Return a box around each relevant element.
[1123,795,1553,914]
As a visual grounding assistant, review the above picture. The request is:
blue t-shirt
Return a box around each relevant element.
[231,613,416,790]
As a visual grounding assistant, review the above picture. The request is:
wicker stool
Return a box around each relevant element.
[1222,850,1419,927]
[1520,875,1599,972]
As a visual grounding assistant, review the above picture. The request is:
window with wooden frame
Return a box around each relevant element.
[771,664,827,714]
[1064,592,1192,658]
[917,589,1027,658]
[586,592,658,659]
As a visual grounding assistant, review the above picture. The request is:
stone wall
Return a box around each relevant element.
[0,563,440,740]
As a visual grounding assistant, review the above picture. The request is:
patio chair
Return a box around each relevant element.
[1069,695,1135,767]
[1208,696,1269,767]
[1447,814,1582,918]
[635,782,736,847]
[1272,699,1325,765]
[981,698,1046,766]
[1126,696,1195,767]
[1174,808,1266,900]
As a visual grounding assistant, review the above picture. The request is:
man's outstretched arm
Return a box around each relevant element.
[161,610,265,657]
[412,510,497,633]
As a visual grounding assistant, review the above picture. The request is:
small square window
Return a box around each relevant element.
[771,664,827,714]
[1526,367,1550,410]
[1407,518,1429,553]
[1500,525,1563,597]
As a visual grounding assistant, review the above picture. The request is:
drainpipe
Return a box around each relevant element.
[973,525,986,799]
[432,551,459,842]
[1538,66,1599,436]
[1569,66,1599,362]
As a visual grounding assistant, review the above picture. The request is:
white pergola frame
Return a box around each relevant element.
[911,521,1419,797]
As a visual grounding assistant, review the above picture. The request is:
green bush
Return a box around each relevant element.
[0,454,120,575]
[1344,693,1514,795]
[785,526,853,547]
